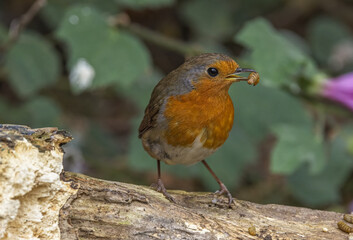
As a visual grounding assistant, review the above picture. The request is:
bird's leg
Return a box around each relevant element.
[153,160,176,203]
[202,160,234,206]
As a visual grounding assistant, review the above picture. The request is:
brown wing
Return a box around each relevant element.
[138,61,197,138]
[138,80,168,138]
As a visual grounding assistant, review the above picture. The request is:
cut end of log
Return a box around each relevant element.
[0,124,76,240]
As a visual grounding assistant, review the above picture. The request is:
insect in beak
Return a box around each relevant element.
[226,68,259,86]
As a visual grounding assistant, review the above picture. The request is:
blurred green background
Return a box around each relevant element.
[0,0,353,211]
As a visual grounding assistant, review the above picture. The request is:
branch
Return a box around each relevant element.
[109,13,203,56]
[1,0,47,51]
[59,171,349,239]
[0,124,350,239]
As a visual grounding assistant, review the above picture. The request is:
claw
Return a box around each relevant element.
[152,179,176,203]
[215,182,234,207]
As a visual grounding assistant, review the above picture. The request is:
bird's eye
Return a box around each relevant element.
[207,67,218,77]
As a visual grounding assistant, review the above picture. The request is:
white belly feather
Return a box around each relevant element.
[161,132,217,165]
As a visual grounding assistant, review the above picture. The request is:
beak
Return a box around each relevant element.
[225,68,256,82]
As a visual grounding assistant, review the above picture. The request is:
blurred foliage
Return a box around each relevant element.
[0,0,353,210]
[289,132,353,206]
[0,96,61,128]
[236,18,319,87]
[56,5,151,91]
[5,32,60,98]
[270,124,325,175]
[308,16,353,71]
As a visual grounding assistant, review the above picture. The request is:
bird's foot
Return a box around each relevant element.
[151,179,176,203]
[215,182,234,207]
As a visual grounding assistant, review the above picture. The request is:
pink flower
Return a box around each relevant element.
[322,72,353,111]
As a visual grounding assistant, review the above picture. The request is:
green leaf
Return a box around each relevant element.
[56,6,151,91]
[230,84,312,142]
[288,136,353,206]
[4,32,60,98]
[41,0,120,28]
[117,0,174,9]
[180,0,236,40]
[94,31,151,89]
[235,18,319,87]
[281,30,310,55]
[270,125,325,175]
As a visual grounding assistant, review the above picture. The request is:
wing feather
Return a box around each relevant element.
[138,63,195,138]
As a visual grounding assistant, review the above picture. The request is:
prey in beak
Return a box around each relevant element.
[226,68,260,86]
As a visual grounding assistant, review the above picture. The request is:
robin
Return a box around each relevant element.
[139,53,259,206]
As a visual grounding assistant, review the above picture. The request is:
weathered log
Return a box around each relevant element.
[0,124,349,240]
[59,172,349,240]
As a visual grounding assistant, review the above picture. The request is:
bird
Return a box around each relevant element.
[138,53,259,206]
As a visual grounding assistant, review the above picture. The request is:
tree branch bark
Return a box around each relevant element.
[59,171,348,240]
[0,124,349,240]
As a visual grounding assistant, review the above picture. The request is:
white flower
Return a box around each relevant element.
[69,58,95,93]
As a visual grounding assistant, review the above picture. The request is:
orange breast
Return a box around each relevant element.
[163,79,234,149]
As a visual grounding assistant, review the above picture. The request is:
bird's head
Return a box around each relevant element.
[177,53,259,92]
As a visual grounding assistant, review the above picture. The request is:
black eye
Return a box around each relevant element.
[207,67,218,77]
